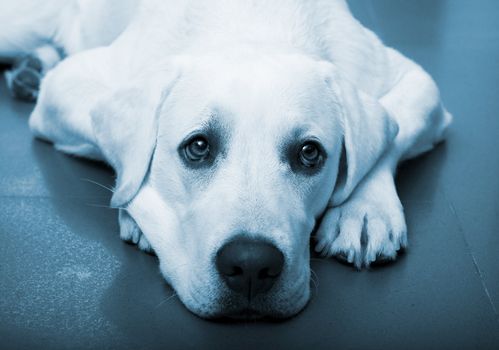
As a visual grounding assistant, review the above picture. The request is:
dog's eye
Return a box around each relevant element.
[185,136,210,162]
[299,142,323,168]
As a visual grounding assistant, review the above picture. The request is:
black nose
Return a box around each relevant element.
[216,237,284,300]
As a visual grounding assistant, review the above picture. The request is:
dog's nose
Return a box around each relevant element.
[216,237,284,300]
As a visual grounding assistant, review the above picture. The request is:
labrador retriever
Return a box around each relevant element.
[0,0,452,319]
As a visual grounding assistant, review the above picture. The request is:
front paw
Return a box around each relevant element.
[119,209,153,253]
[315,187,407,268]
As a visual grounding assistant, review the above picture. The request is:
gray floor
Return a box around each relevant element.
[1,1,498,349]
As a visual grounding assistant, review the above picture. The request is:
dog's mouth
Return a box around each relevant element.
[209,304,304,321]
[215,308,268,321]
[181,273,311,320]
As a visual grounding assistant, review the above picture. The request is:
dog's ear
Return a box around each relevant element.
[322,64,399,205]
[91,76,177,207]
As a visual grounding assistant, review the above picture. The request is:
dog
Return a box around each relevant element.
[0,0,452,319]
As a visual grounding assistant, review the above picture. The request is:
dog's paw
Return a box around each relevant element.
[5,55,43,101]
[119,209,153,253]
[314,175,407,268]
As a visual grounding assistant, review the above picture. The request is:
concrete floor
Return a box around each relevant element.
[1,1,498,349]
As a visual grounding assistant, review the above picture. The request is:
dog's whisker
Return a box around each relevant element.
[309,268,319,295]
[81,178,115,193]
[83,203,127,210]
[155,292,178,308]
[83,203,116,209]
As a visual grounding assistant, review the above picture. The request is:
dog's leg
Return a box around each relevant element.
[379,50,453,163]
[1,0,135,101]
[119,210,153,253]
[30,47,159,251]
[28,48,111,160]
[316,54,452,267]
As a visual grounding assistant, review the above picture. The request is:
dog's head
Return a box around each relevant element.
[91,52,398,318]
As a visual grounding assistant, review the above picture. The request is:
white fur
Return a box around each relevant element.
[0,0,452,317]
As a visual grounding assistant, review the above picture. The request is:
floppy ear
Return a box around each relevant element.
[324,65,399,205]
[91,76,177,207]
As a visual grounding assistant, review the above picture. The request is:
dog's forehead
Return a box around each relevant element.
[184,53,323,97]
[161,53,340,144]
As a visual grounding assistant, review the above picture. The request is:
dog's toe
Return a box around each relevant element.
[314,208,340,256]
[315,206,363,268]
[119,209,140,242]
[138,234,153,253]
[363,205,407,267]
[363,217,396,266]
[330,214,364,268]
[119,209,154,253]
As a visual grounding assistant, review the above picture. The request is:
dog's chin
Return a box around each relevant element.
[180,284,311,321]
[187,303,309,321]
[213,308,292,322]
[212,300,310,322]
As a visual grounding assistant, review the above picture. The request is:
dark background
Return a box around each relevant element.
[1,1,498,349]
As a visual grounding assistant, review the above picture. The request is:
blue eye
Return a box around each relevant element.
[185,136,210,162]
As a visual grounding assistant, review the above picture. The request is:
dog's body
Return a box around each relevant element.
[1,0,452,318]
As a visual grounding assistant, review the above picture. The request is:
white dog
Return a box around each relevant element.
[0,0,452,318]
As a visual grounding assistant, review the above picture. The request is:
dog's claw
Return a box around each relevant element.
[334,252,348,264]
[119,209,154,253]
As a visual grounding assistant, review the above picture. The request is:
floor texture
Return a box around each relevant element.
[1,1,498,349]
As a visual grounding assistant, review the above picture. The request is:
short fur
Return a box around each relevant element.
[0,0,452,318]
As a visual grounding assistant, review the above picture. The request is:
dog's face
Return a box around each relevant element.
[92,52,396,318]
[129,53,341,318]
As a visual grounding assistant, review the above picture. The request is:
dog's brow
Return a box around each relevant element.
[286,125,323,144]
[279,125,326,157]
[197,107,232,145]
